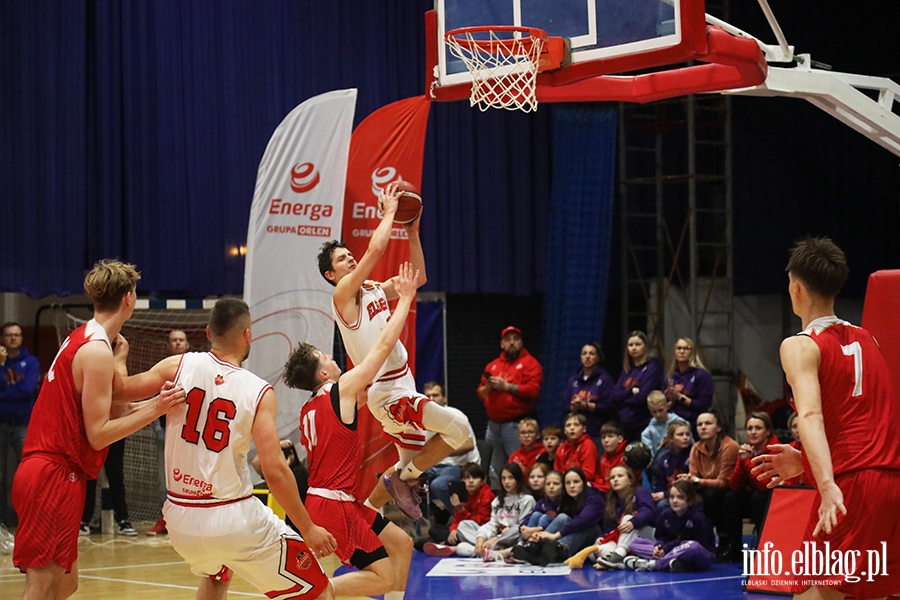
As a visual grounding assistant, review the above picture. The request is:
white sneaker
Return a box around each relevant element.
[117,520,138,536]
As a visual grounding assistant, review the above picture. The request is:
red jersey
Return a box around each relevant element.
[509,444,544,472]
[794,316,900,482]
[301,383,359,495]
[21,320,110,479]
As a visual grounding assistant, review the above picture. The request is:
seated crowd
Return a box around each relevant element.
[414,332,799,573]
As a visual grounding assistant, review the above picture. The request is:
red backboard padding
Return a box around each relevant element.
[744,487,818,594]
[862,270,900,399]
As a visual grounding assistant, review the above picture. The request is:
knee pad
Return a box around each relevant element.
[422,403,472,450]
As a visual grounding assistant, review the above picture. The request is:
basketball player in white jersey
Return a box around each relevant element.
[316,183,473,519]
[112,299,336,600]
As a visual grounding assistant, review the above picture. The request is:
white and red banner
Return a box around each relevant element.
[244,89,358,448]
[343,95,431,499]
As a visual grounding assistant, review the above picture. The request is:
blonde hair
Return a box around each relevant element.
[83,259,141,313]
[668,337,708,375]
[647,390,667,408]
[518,417,539,432]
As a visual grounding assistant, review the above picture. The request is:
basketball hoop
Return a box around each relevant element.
[445,26,548,113]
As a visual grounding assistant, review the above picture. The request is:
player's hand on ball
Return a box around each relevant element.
[378,182,400,217]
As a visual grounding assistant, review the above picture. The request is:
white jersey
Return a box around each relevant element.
[165,352,272,505]
[333,281,409,386]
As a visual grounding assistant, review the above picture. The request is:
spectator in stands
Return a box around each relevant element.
[649,419,692,509]
[595,422,627,493]
[420,382,479,524]
[677,409,739,559]
[554,413,598,483]
[80,441,137,536]
[527,462,550,500]
[722,411,779,561]
[666,338,714,434]
[509,418,543,473]
[622,479,716,573]
[522,467,605,564]
[573,465,656,570]
[641,390,690,462]
[610,331,666,441]
[518,469,564,536]
[536,424,562,467]
[425,462,534,561]
[478,327,543,487]
[561,343,616,447]
[416,461,493,552]
[0,322,40,528]
[147,329,191,536]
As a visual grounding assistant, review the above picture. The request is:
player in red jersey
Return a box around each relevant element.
[752,237,900,600]
[283,262,418,600]
[12,260,186,600]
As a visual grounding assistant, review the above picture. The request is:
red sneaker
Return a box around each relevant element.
[423,542,454,557]
[147,516,167,536]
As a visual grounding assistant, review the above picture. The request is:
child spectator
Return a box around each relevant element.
[513,467,605,565]
[425,463,534,560]
[641,390,690,461]
[536,424,562,467]
[509,418,544,472]
[595,422,627,493]
[527,462,550,500]
[677,409,739,559]
[554,413,598,482]
[519,470,564,535]
[649,419,692,509]
[623,480,715,572]
[594,465,658,568]
[415,462,493,551]
[609,331,667,441]
[722,411,779,561]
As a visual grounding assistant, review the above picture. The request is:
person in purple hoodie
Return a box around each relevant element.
[610,331,666,442]
[561,343,616,446]
[622,479,716,572]
[649,419,692,509]
[518,467,605,562]
[593,465,658,569]
[665,337,714,434]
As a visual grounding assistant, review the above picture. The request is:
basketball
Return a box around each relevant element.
[380,180,422,224]
[623,441,652,472]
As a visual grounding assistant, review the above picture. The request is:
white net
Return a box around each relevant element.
[446,28,545,112]
[51,303,212,524]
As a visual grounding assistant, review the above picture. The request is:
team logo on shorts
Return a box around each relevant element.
[295,550,313,570]
[215,375,224,385]
[69,471,77,482]
[387,396,426,428]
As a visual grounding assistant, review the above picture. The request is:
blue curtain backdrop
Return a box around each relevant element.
[414,299,445,391]
[0,0,550,298]
[538,106,617,428]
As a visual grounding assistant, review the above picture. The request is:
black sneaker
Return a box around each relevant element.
[598,552,627,570]
[669,558,692,572]
[117,520,138,536]
[79,522,90,537]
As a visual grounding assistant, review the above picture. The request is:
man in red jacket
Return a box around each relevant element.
[477,326,543,486]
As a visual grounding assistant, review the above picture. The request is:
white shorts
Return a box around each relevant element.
[368,371,429,450]
[163,496,328,599]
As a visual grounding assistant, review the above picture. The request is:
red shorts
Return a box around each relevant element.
[797,468,900,598]
[305,494,385,567]
[12,455,87,573]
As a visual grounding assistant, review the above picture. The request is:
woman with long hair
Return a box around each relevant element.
[610,331,666,441]
[561,343,616,446]
[666,337,714,433]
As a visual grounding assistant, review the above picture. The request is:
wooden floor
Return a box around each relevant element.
[0,523,366,600]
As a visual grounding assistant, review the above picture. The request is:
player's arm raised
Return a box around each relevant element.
[333,183,401,308]
[79,342,185,450]
[781,335,846,535]
[252,389,336,557]
[383,211,427,300]
[338,262,419,423]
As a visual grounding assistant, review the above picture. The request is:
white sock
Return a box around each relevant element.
[400,462,423,481]
[384,591,405,600]
[363,499,377,511]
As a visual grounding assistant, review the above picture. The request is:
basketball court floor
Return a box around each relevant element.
[0,525,770,600]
